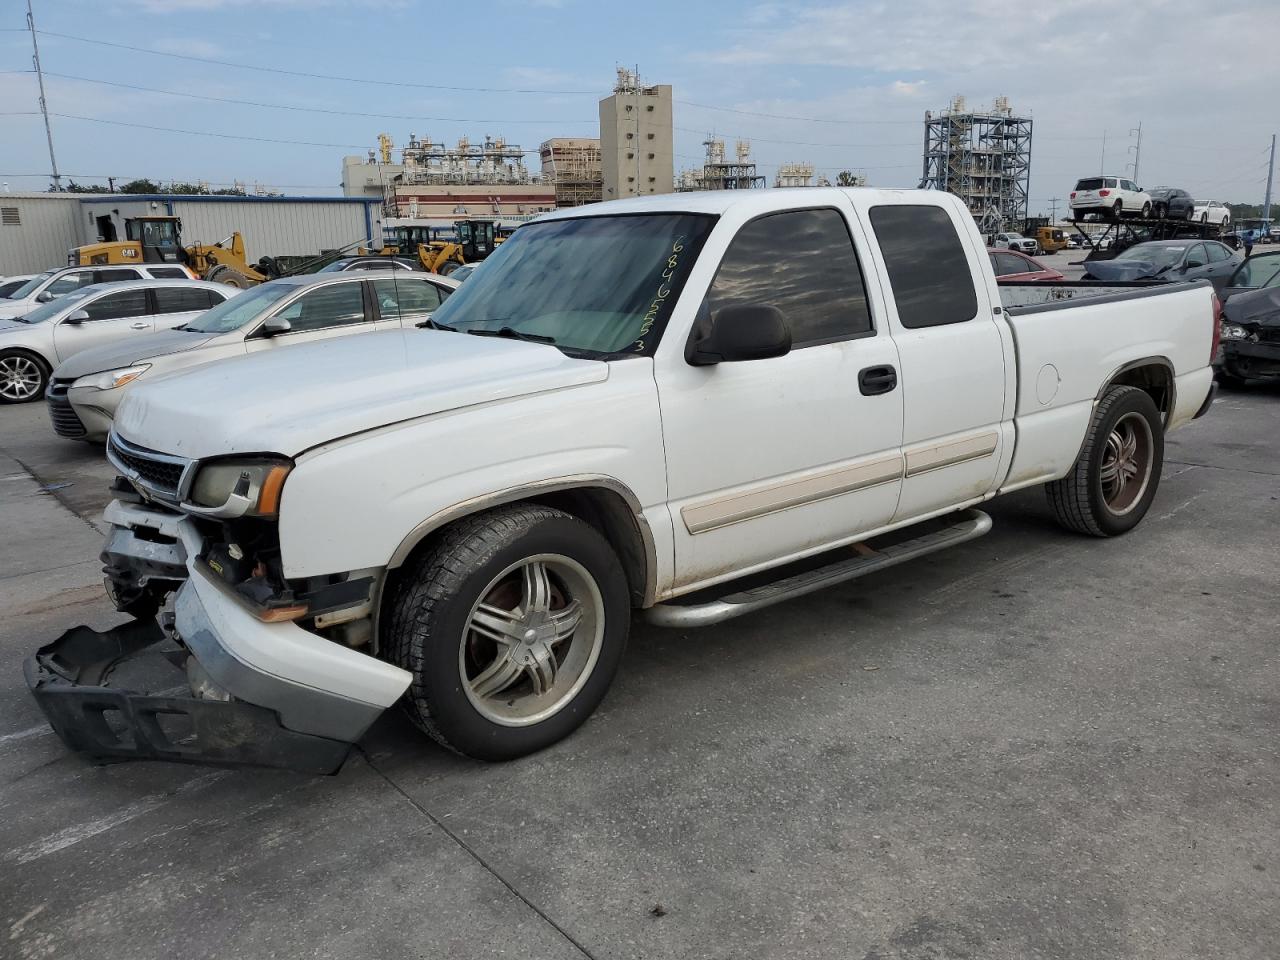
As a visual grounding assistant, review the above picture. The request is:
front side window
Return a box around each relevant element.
[154,287,222,314]
[82,289,148,322]
[371,277,443,323]
[703,209,872,347]
[429,213,716,356]
[183,282,295,334]
[271,282,366,333]
[869,205,978,328]
[6,271,54,300]
[1185,243,1207,266]
[46,272,97,297]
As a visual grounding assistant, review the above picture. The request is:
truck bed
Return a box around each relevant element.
[995,279,1216,493]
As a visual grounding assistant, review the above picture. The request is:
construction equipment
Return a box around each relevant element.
[385,219,501,276]
[69,216,284,288]
[68,216,397,288]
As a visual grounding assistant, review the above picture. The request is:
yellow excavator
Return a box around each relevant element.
[384,220,501,276]
[69,215,285,288]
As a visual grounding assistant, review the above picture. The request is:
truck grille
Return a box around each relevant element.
[45,380,86,438]
[107,434,191,501]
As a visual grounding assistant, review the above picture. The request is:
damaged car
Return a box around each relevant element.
[1217,269,1280,386]
[1084,240,1239,290]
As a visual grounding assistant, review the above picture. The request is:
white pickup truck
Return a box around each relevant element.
[26,189,1219,772]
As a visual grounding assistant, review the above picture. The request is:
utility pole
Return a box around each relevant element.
[1264,134,1276,225]
[1127,122,1143,183]
[26,0,61,192]
[1099,130,1107,174]
[1048,197,1061,223]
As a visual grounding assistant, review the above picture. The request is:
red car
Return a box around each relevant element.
[987,248,1065,282]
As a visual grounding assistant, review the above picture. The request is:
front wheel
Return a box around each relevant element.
[385,503,630,760]
[0,349,50,404]
[1046,385,1164,537]
[1141,202,1153,219]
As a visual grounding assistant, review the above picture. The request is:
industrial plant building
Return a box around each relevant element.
[921,96,1032,236]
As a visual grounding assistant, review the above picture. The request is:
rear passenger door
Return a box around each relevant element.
[51,288,153,362]
[658,204,905,589]
[152,286,224,331]
[862,201,1011,522]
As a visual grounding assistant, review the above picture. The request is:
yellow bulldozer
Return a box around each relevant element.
[384,219,501,276]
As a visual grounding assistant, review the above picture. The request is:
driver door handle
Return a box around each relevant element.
[858,364,898,396]
[130,322,149,330]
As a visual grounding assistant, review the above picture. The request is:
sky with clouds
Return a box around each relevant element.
[2,0,1276,214]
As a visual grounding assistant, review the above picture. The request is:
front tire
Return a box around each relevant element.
[1141,202,1152,220]
[1046,385,1164,537]
[385,503,630,760]
[0,349,50,403]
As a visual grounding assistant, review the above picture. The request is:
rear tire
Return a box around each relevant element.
[0,349,50,404]
[205,265,254,289]
[437,260,461,277]
[1112,200,1124,221]
[1046,385,1164,537]
[1141,202,1152,220]
[385,504,630,761]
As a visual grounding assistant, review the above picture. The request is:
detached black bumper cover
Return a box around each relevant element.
[24,619,353,775]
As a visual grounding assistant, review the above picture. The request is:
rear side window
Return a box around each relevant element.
[992,252,1028,277]
[704,208,873,347]
[869,205,978,329]
[371,277,442,322]
[148,267,189,279]
[154,287,220,314]
[96,268,140,284]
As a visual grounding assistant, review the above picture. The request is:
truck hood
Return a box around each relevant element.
[53,328,219,380]
[1222,286,1280,327]
[1083,259,1170,282]
[113,329,609,459]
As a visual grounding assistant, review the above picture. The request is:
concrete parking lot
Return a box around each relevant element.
[0,385,1276,960]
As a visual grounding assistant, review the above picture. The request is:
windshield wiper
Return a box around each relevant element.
[415,317,456,331]
[465,325,556,344]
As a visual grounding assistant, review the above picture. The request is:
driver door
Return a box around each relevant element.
[244,280,372,354]
[51,288,153,363]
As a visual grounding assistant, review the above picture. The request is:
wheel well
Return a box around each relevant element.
[0,346,50,371]
[390,486,652,608]
[1107,362,1173,424]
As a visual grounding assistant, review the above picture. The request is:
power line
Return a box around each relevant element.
[22,29,600,94]
[675,100,918,125]
[0,69,595,125]
[4,110,367,148]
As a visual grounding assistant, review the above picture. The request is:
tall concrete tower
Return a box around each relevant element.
[599,68,674,200]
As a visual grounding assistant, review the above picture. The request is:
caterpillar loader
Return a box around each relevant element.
[70,216,288,288]
[385,219,501,276]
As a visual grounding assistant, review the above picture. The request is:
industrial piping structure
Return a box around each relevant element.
[922,96,1032,237]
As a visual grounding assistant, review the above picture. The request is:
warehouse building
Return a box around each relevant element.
[0,193,383,276]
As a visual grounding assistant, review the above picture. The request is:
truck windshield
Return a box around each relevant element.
[428,213,717,357]
[183,283,294,333]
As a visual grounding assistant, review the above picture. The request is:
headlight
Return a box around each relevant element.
[187,457,292,518]
[1220,323,1250,341]
[75,364,151,391]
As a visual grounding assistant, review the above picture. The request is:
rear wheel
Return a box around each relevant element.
[0,349,49,404]
[1201,212,1209,224]
[1047,385,1163,537]
[436,259,462,277]
[386,503,630,760]
[1112,200,1124,221]
[1141,202,1153,219]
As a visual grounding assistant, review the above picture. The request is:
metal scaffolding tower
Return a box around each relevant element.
[683,138,766,191]
[922,96,1032,236]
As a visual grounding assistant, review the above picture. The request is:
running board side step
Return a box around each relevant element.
[644,509,993,628]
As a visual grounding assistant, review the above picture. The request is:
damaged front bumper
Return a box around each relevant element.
[27,501,412,774]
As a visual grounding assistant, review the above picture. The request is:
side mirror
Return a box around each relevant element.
[36,291,53,303]
[262,315,292,335]
[64,309,90,325]
[686,303,791,366]
[1184,259,1205,270]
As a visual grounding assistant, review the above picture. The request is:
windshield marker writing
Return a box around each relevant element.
[635,236,686,352]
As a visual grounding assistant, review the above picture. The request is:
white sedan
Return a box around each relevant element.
[0,279,234,403]
[1192,200,1231,227]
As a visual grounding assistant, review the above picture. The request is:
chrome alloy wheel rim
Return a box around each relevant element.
[1100,412,1154,516]
[460,554,605,727]
[0,355,42,400]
